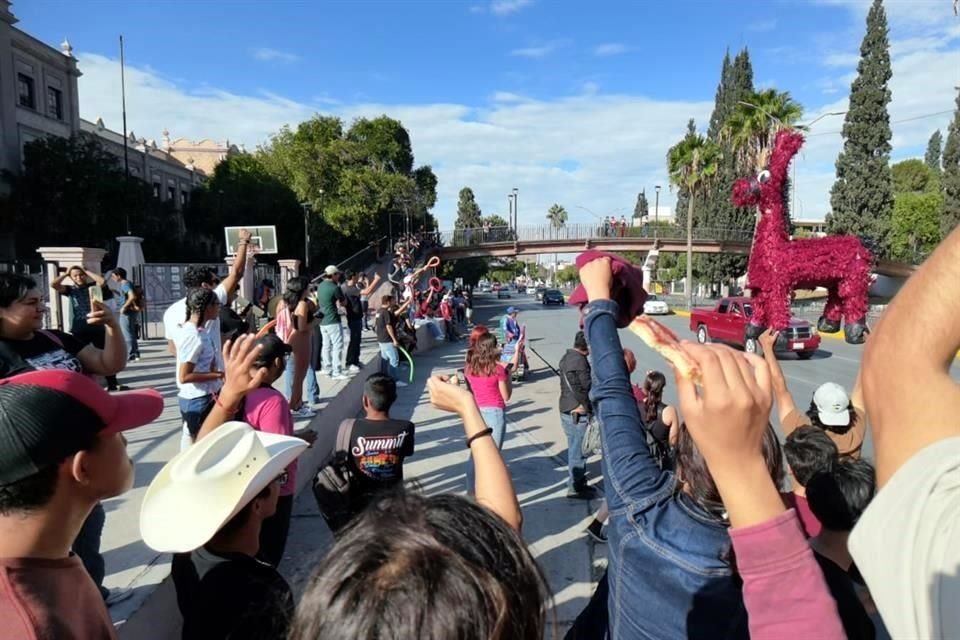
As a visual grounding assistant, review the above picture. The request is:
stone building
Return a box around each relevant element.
[162,131,241,175]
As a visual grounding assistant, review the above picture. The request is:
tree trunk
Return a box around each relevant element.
[686,190,695,310]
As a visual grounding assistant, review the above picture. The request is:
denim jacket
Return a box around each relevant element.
[584,299,748,640]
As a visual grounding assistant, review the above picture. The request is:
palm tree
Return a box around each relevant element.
[546,203,568,284]
[668,130,721,309]
[722,88,805,171]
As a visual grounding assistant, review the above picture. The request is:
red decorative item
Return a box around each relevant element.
[731,130,872,344]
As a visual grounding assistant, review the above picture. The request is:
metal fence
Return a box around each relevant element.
[440,224,754,247]
[0,260,60,329]
[136,262,229,330]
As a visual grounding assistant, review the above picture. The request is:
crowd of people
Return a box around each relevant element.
[2,218,960,639]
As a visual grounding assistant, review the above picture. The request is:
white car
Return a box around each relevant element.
[643,295,670,315]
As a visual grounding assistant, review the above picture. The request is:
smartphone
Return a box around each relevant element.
[88,285,104,307]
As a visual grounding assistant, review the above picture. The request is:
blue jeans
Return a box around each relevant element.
[320,323,344,375]
[379,342,400,380]
[73,502,107,599]
[179,395,214,439]
[285,353,320,403]
[560,411,587,492]
[119,313,139,357]
[466,407,506,493]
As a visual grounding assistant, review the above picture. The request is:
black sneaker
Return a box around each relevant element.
[566,486,600,500]
[586,519,607,543]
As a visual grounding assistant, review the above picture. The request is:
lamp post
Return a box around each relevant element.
[301,201,312,272]
[507,192,515,237]
[512,187,519,233]
[654,185,661,238]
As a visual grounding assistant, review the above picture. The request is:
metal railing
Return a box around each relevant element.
[439,224,754,247]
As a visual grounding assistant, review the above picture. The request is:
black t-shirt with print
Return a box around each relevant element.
[340,284,363,320]
[348,417,415,500]
[0,330,86,379]
[375,309,394,343]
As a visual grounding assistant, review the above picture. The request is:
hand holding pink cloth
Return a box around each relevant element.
[569,250,648,327]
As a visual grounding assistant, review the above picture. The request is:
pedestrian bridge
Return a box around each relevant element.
[434,224,917,278]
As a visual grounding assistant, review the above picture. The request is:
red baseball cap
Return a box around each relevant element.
[0,370,164,485]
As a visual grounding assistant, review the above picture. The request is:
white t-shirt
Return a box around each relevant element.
[849,437,960,640]
[173,323,222,399]
[163,284,228,369]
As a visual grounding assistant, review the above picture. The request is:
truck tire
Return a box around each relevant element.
[697,325,710,344]
[744,337,761,355]
[797,350,814,360]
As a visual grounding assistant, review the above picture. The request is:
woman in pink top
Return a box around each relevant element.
[463,332,519,492]
[240,334,317,566]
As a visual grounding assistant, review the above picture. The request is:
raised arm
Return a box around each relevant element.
[862,225,960,487]
[76,302,127,375]
[85,269,107,287]
[579,257,661,511]
[360,274,382,297]
[197,335,270,441]
[221,228,252,297]
[428,375,522,531]
[50,272,72,295]
[758,329,799,428]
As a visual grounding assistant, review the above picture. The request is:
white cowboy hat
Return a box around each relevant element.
[139,421,308,553]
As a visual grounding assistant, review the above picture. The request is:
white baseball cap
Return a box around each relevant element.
[324,265,340,276]
[813,382,851,427]
[140,422,308,553]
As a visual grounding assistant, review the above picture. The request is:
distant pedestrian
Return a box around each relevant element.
[340,271,382,374]
[317,266,348,380]
[558,331,598,499]
[111,268,141,362]
[374,295,409,387]
[174,288,223,448]
[276,276,320,418]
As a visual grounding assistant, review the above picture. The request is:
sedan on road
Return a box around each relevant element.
[643,294,670,315]
[497,288,512,299]
[542,289,565,306]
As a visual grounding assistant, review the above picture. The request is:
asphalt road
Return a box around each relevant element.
[475,289,960,462]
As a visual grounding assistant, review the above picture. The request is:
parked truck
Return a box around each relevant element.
[689,296,821,358]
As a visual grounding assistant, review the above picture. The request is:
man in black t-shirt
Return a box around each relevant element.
[317,374,415,518]
[341,271,382,373]
[374,294,408,387]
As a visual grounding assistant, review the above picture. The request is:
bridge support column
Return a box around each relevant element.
[641,248,659,293]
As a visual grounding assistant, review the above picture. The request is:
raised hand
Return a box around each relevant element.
[579,257,613,302]
[219,334,269,401]
[86,300,118,328]
[427,374,477,417]
[238,228,253,244]
[758,328,779,352]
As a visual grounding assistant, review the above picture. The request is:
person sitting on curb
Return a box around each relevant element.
[0,370,162,636]
[782,426,838,538]
[289,374,548,639]
[141,406,308,639]
[312,373,416,533]
[758,329,866,458]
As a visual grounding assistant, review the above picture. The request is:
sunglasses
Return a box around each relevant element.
[276,471,289,486]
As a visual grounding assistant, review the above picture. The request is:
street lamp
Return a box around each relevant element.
[301,200,312,272]
[508,192,515,233]
[654,185,661,238]
[512,188,519,231]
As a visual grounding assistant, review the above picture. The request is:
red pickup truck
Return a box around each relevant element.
[689,296,821,358]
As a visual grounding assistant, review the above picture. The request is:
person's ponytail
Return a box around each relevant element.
[643,371,667,425]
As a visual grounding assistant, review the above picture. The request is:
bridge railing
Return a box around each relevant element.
[439,224,754,247]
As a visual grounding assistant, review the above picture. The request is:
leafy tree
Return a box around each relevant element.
[925,130,943,175]
[827,0,894,257]
[722,89,804,172]
[943,90,960,238]
[890,191,943,263]
[455,187,483,229]
[633,190,649,220]
[668,130,721,309]
[673,119,698,231]
[483,214,510,228]
[555,264,579,284]
[442,257,489,287]
[546,203,568,229]
[891,159,938,194]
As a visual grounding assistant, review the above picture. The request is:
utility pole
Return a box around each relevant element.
[120,35,131,234]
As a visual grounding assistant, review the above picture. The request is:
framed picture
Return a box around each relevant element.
[224,226,278,255]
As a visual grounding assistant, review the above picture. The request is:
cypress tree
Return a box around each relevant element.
[827,0,893,257]
[633,190,649,220]
[455,187,483,229]
[925,129,943,175]
[942,91,960,238]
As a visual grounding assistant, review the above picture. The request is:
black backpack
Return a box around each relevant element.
[311,419,356,531]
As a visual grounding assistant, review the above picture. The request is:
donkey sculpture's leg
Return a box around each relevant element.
[745,289,768,339]
[817,285,843,334]
[839,259,871,345]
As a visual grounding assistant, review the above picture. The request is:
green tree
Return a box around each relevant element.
[556,264,579,284]
[443,257,489,287]
[827,0,894,257]
[668,130,720,309]
[673,119,698,231]
[943,90,960,238]
[723,89,804,172]
[546,203,568,229]
[890,191,943,262]
[633,190,649,220]
[891,158,938,194]
[455,187,483,229]
[925,130,943,175]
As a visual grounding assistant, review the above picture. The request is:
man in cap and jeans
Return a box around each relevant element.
[0,370,163,638]
[142,421,308,640]
[316,265,349,380]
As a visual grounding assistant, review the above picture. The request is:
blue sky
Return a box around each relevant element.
[16,0,960,228]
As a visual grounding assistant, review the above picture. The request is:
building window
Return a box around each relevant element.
[46,87,63,120]
[153,182,161,198]
[17,73,35,109]
[180,190,188,206]
[167,186,176,202]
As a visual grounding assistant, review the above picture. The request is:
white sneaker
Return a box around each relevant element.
[396,380,409,387]
[291,406,316,419]
[347,365,361,374]
[332,373,351,381]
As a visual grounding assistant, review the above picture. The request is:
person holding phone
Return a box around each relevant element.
[174,288,223,447]
[52,266,126,390]
[111,268,141,362]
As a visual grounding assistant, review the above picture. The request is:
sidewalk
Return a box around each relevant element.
[277,332,606,637]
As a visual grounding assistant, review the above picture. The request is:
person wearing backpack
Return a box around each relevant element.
[312,373,415,532]
[195,333,316,567]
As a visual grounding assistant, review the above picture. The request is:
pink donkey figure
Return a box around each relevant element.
[731,129,873,345]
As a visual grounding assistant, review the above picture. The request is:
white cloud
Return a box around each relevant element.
[823,51,859,67]
[593,43,630,57]
[490,0,534,16]
[747,19,777,32]
[510,43,558,58]
[251,47,300,63]
[813,0,954,28]
[492,91,528,103]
